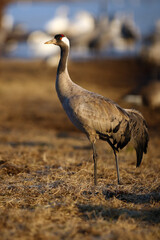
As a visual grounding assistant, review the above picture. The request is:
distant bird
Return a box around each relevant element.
[45,5,69,35]
[45,34,149,185]
[69,11,95,37]
[124,80,160,109]
[141,19,160,66]
[27,31,58,58]
[142,80,160,109]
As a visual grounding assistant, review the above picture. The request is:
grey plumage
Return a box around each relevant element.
[125,109,149,167]
[45,34,149,185]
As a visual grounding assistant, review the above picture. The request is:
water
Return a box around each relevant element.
[6,1,99,32]
[4,0,160,59]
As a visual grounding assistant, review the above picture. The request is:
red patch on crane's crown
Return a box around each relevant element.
[55,34,65,41]
[59,34,65,40]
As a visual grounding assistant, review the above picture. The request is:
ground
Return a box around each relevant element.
[0,58,159,240]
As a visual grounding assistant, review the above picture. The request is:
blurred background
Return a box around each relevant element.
[0,3,160,238]
[0,0,160,61]
[0,0,160,133]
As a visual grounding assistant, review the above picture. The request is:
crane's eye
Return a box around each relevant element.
[55,34,65,41]
[59,34,65,40]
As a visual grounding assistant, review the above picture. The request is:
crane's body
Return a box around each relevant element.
[45,34,149,185]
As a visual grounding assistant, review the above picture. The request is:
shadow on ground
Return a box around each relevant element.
[103,189,160,204]
[77,204,160,224]
[0,141,53,148]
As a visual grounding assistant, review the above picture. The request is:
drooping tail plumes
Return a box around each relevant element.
[126,109,149,167]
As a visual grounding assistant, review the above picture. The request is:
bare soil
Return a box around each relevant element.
[0,58,159,240]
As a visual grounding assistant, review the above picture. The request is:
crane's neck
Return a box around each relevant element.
[57,45,69,74]
[56,45,73,103]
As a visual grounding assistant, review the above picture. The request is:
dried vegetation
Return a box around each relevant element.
[0,58,159,239]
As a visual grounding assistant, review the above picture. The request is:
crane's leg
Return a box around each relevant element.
[113,149,120,185]
[92,143,98,185]
[105,138,120,184]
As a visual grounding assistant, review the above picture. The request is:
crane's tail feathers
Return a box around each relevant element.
[126,109,149,167]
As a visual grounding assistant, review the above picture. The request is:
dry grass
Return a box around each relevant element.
[0,58,159,240]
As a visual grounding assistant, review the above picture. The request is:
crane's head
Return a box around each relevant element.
[44,34,70,47]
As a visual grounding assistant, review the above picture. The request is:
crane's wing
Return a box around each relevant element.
[64,93,131,149]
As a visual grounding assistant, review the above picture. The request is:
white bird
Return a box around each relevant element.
[27,31,59,58]
[69,11,95,37]
[45,34,149,185]
[45,6,69,35]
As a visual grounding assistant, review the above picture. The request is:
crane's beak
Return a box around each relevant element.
[44,38,57,45]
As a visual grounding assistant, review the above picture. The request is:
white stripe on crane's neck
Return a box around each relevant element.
[61,36,70,47]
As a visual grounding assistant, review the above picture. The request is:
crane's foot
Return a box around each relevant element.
[94,176,97,186]
[117,179,122,185]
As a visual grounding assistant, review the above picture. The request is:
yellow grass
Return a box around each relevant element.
[0,59,159,240]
